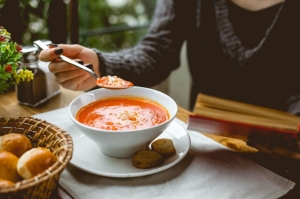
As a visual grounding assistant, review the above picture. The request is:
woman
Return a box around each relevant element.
[39,0,300,158]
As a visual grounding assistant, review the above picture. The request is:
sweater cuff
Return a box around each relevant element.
[91,48,108,77]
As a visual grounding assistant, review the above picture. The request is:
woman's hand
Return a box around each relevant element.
[38,44,100,91]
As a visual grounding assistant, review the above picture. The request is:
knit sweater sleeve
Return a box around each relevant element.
[93,0,191,87]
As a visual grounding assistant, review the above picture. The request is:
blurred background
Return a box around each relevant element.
[0,0,191,109]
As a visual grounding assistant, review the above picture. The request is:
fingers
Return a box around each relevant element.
[59,73,94,91]
[48,60,77,74]
[48,59,93,76]
[52,66,86,83]
[52,66,96,91]
[38,43,100,91]
[49,61,90,88]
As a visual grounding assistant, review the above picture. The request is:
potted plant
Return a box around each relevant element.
[0,26,34,94]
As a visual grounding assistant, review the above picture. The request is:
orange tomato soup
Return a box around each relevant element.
[76,96,169,131]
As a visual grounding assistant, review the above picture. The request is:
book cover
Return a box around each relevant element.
[188,94,300,141]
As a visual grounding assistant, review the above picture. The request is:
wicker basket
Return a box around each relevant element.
[0,117,73,199]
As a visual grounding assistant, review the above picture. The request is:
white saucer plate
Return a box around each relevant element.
[69,121,191,178]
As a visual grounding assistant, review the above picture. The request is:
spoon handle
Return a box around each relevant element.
[33,40,98,79]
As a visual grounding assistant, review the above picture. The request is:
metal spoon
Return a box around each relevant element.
[33,40,133,89]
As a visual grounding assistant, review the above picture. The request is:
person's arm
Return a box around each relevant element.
[96,0,192,87]
[38,0,193,91]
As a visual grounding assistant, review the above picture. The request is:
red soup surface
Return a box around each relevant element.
[76,96,169,131]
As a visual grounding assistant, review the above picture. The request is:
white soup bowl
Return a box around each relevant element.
[68,86,177,158]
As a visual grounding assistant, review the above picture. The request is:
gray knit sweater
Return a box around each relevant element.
[95,0,300,113]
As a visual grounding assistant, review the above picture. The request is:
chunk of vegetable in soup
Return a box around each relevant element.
[76,97,169,130]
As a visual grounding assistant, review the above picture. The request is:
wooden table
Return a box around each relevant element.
[0,88,299,199]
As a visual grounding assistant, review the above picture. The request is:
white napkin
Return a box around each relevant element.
[35,107,295,199]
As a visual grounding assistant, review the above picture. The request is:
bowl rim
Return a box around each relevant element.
[68,86,178,133]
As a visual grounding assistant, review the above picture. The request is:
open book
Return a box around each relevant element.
[187,94,300,141]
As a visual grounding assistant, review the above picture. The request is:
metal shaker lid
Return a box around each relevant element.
[21,46,39,63]
[21,40,51,63]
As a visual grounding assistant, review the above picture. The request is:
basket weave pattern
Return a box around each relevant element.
[0,117,73,199]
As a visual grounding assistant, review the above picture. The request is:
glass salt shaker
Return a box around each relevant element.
[16,45,47,107]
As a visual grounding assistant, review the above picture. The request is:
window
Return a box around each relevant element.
[78,0,157,51]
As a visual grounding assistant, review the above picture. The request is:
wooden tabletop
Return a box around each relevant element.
[0,87,299,199]
[0,88,82,117]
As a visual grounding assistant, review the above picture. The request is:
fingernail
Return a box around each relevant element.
[75,59,84,65]
[84,63,94,71]
[246,140,256,148]
[54,48,63,55]
[48,43,58,48]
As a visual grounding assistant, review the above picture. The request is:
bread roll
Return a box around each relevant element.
[132,150,164,169]
[0,133,33,158]
[17,147,57,179]
[151,138,176,158]
[0,178,15,187]
[0,151,20,182]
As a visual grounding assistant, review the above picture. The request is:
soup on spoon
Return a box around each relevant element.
[96,76,133,89]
